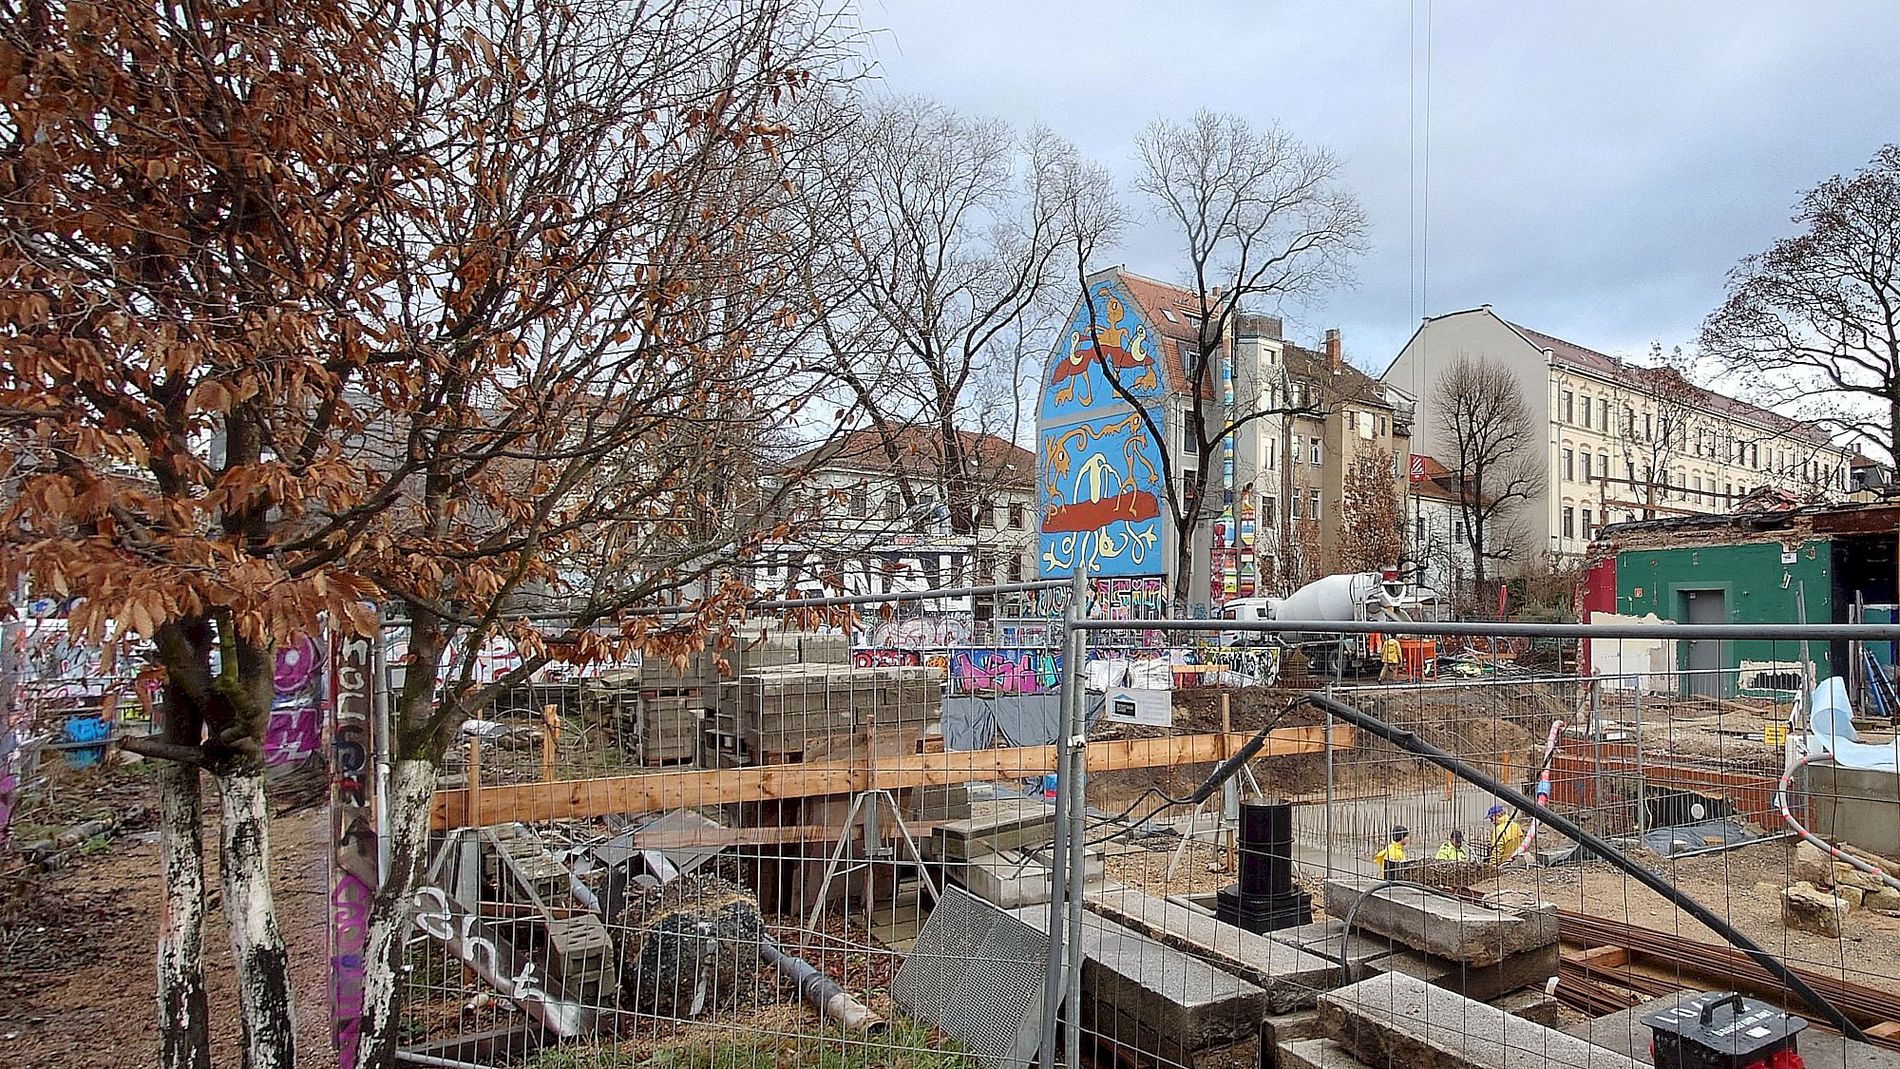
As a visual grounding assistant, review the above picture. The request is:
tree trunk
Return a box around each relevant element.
[216,769,296,1069]
[156,761,212,1069]
[356,758,441,1069]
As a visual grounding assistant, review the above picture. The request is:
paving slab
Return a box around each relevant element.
[1320,970,1644,1069]
[1564,989,1900,1069]
[1011,904,1269,1067]
[1087,886,1336,1011]
[1489,988,1565,1028]
[1322,876,1557,967]
[950,847,1102,909]
[1364,942,1560,1003]
[931,799,1057,861]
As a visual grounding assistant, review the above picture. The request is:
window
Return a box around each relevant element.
[1415,515,1426,542]
[1600,452,1610,482]
[1625,406,1636,435]
[885,492,902,521]
[851,484,869,518]
[981,500,997,528]
[1562,507,1575,539]
[1563,448,1574,482]
[1724,481,1732,502]
[1007,555,1024,583]
[1309,489,1321,517]
[1563,391,1574,423]
[1751,443,1760,468]
[1582,509,1593,537]
[1626,459,1636,485]
[1263,495,1278,525]
[1008,503,1025,529]
[1290,492,1303,520]
[1581,396,1592,429]
[1265,440,1276,469]
[1378,415,1387,436]
[1600,398,1610,430]
[1645,413,1653,440]
[1454,519,1466,541]
[1580,452,1591,480]
[1692,475,1702,503]
[1309,437,1322,465]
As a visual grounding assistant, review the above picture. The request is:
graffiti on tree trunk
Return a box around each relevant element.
[329,630,378,1068]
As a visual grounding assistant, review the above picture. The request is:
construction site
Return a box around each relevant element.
[101,568,1845,1069]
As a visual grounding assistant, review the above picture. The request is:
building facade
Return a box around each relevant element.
[1383,306,1855,564]
[1404,454,1478,599]
[758,427,1038,619]
[1035,266,1410,609]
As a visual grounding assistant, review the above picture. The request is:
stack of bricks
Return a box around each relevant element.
[633,650,713,766]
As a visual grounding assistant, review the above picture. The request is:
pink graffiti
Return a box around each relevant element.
[852,649,921,668]
[266,704,322,767]
[951,651,1058,696]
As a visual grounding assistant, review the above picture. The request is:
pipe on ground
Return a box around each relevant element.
[759,937,885,1033]
[1776,752,1900,895]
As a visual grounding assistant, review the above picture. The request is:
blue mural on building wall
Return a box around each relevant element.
[1037,279,1169,578]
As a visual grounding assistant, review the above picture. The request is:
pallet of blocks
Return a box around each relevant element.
[634,650,712,766]
[706,629,854,766]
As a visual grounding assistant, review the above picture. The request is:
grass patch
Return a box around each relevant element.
[525,1019,973,1069]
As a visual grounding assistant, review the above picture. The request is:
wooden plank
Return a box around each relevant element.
[1562,945,1630,970]
[430,724,1350,829]
[629,821,948,849]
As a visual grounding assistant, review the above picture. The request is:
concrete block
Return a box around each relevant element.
[1321,971,1643,1069]
[1260,1009,1325,1051]
[1011,906,1270,1067]
[1364,942,1560,1003]
[1087,886,1337,1012]
[1866,886,1900,913]
[952,848,1102,909]
[1321,876,1557,967]
[931,799,1056,861]
[1566,989,1900,1069]
[1277,1038,1378,1069]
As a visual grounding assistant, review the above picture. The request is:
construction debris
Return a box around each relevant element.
[1321,876,1558,967]
[616,875,764,1018]
[1782,882,1850,939]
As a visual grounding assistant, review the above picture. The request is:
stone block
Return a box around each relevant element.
[1364,942,1559,1003]
[1784,881,1848,938]
[1011,905,1270,1067]
[1321,876,1557,967]
[1087,886,1336,1012]
[1260,1009,1325,1051]
[1276,1038,1378,1069]
[1794,840,1832,885]
[951,847,1102,909]
[1866,886,1900,913]
[1266,919,1394,982]
[1488,988,1564,1027]
[1320,971,1643,1069]
[930,799,1056,861]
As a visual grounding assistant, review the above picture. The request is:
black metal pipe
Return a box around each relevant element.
[1299,689,1868,1043]
[758,937,885,1032]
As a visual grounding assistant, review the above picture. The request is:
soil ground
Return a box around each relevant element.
[0,760,331,1069]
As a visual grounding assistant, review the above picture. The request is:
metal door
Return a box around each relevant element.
[1682,589,1725,698]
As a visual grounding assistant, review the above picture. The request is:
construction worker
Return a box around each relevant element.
[1434,830,1468,862]
[1486,805,1525,864]
[1373,826,1410,879]
[1378,635,1403,682]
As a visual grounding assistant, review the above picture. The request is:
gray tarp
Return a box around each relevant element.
[939,693,1107,751]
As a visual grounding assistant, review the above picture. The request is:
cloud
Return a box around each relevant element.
[864,1,1900,381]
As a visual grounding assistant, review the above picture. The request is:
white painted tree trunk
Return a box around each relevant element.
[356,758,440,1069]
[216,770,296,1069]
[156,762,211,1069]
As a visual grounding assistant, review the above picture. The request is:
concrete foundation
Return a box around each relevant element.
[1809,764,1900,859]
[1320,971,1643,1069]
[1010,905,1269,1067]
[1321,876,1557,967]
[1086,886,1336,1012]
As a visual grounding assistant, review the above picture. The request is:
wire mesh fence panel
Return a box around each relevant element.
[384,598,1900,1069]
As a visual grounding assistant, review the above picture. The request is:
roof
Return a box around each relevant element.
[1593,497,1900,551]
[1101,269,1208,397]
[782,427,1034,487]
[1501,319,1836,449]
[1284,343,1401,411]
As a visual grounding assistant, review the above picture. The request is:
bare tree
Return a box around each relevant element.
[1087,110,1365,607]
[1702,144,1900,464]
[798,97,1116,544]
[1432,357,1545,602]
[1609,346,1702,519]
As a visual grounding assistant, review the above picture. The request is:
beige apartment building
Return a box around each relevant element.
[1384,306,1854,563]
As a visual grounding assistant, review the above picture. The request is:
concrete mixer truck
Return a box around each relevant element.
[1221,569,1411,675]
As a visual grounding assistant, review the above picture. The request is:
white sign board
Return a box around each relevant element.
[1102,687,1172,727]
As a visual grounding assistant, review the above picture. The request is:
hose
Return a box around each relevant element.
[1080,700,1297,848]
[1775,751,1900,895]
[1335,879,1454,988]
[1299,689,1869,1042]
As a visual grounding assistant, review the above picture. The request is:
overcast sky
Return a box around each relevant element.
[862,2,1900,384]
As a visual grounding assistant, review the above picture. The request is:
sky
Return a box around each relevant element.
[860,1,1900,384]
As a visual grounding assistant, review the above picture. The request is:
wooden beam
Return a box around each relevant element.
[430,725,1351,829]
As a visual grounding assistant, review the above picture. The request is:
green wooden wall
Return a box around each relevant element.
[1615,539,1832,696]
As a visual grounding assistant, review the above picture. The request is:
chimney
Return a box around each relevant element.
[1324,329,1341,369]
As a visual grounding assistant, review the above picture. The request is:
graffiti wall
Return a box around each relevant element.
[267,636,323,769]
[868,614,973,649]
[949,648,1064,696]
[1037,279,1168,579]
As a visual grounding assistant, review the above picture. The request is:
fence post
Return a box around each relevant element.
[1064,565,1089,1066]
[1040,571,1080,1067]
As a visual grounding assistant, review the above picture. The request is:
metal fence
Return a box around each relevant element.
[375,589,1900,1069]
